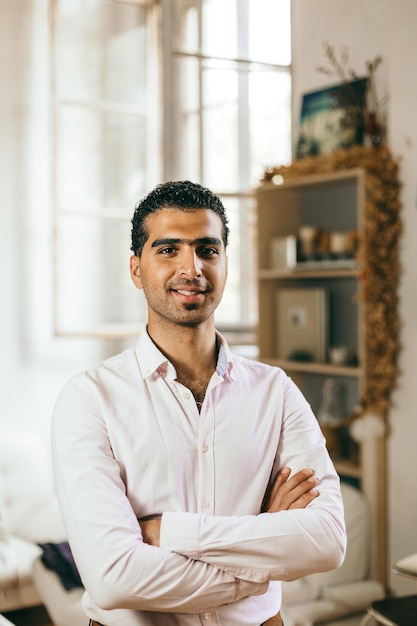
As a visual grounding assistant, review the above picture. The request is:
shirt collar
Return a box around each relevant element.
[135,328,235,380]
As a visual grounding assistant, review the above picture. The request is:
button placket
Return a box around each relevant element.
[197,400,216,515]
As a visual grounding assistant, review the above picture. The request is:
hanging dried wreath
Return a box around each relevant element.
[261,145,402,420]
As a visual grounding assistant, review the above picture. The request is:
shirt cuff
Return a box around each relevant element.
[160,511,200,557]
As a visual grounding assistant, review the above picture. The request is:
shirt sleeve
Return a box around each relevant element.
[160,375,347,584]
[51,376,267,613]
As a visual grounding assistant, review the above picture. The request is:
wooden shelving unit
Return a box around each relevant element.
[256,168,387,583]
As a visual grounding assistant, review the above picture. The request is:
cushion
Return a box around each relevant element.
[38,541,83,591]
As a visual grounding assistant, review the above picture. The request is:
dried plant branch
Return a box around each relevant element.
[316,41,388,144]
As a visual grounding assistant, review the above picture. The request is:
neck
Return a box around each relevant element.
[147,322,218,410]
[147,319,218,375]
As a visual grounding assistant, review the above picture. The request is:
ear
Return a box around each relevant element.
[130,255,143,289]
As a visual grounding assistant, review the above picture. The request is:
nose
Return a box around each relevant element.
[178,247,202,278]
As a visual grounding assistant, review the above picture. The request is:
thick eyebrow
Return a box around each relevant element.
[151,237,223,248]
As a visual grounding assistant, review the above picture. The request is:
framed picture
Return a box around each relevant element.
[275,287,328,362]
[295,77,368,159]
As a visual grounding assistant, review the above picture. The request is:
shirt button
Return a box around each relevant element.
[202,500,210,509]
[159,370,166,378]
[203,611,213,620]
[202,443,209,452]
[183,392,191,400]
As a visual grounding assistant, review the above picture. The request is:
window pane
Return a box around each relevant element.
[56,215,146,332]
[248,0,291,65]
[173,0,291,65]
[202,62,239,191]
[57,107,148,211]
[200,64,292,191]
[216,196,241,324]
[249,69,292,185]
[172,0,200,55]
[52,0,160,336]
[172,55,201,181]
[216,196,257,325]
[55,0,150,104]
[202,0,237,59]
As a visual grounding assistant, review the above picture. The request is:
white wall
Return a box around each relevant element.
[292,0,417,596]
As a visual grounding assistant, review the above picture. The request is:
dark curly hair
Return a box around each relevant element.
[131,180,230,255]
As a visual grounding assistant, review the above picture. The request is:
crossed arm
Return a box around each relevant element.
[139,467,319,547]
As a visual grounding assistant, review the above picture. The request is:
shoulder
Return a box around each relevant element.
[230,352,288,383]
[62,345,138,395]
[53,346,139,430]
[230,353,309,404]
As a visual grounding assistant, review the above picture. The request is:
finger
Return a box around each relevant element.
[268,478,318,512]
[263,467,291,510]
[261,467,291,512]
[288,488,319,510]
[267,471,319,512]
[269,467,315,503]
[284,474,319,503]
[271,466,291,493]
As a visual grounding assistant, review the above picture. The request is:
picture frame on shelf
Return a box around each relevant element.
[295,77,368,159]
[275,287,328,363]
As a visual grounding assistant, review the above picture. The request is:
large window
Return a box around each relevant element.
[164,0,291,334]
[51,0,291,339]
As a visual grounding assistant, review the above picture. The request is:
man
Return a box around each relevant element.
[52,180,346,626]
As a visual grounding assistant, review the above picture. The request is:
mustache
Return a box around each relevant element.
[168,278,211,291]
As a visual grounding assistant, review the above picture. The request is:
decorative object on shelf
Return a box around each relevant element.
[329,345,353,366]
[329,230,351,257]
[296,77,368,159]
[270,235,297,270]
[269,224,359,272]
[275,287,328,363]
[317,378,345,426]
[317,378,345,457]
[298,225,319,259]
[295,225,358,265]
[316,41,388,149]
[261,145,402,421]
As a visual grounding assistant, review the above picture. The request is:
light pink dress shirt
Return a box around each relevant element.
[52,330,346,625]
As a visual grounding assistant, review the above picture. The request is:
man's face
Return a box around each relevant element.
[130,208,228,330]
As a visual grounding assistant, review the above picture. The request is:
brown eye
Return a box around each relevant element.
[198,247,218,257]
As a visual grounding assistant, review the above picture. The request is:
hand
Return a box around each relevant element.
[263,467,319,513]
[138,515,162,546]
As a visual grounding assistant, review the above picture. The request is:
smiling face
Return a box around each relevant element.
[130,207,228,334]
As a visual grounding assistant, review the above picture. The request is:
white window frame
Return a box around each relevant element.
[50,0,161,338]
[50,0,292,342]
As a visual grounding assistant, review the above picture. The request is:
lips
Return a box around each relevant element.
[176,289,203,296]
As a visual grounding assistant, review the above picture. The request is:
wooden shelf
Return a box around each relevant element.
[259,358,362,378]
[258,267,360,280]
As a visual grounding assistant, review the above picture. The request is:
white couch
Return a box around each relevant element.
[0,430,66,613]
[281,481,385,626]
